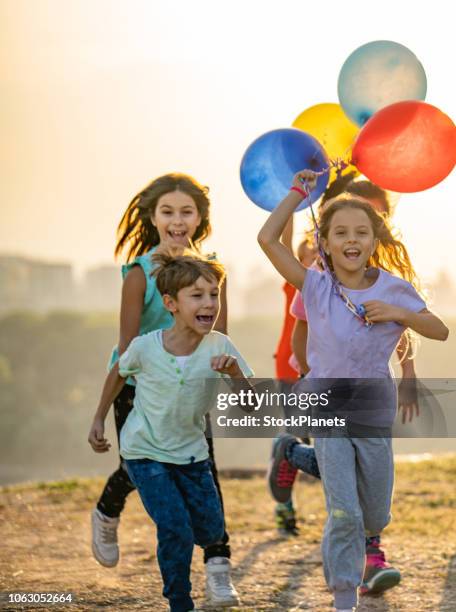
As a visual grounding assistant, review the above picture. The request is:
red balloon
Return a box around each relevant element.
[351,101,456,192]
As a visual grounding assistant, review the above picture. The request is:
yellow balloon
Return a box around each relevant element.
[292,103,360,179]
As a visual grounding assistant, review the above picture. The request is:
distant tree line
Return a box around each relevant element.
[0,312,118,471]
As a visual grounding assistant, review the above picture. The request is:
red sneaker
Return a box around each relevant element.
[267,434,299,503]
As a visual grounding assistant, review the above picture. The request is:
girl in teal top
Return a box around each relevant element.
[108,249,174,378]
[88,173,239,607]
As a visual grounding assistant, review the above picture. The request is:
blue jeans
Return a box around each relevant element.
[125,458,224,612]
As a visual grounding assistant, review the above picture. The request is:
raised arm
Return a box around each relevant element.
[257,170,317,290]
[281,217,294,251]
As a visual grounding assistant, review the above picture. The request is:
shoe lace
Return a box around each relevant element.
[210,569,234,593]
[100,523,118,545]
[277,459,298,488]
[367,550,387,569]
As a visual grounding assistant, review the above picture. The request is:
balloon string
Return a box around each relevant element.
[298,163,372,328]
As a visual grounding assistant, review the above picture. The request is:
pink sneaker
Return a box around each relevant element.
[360,537,401,595]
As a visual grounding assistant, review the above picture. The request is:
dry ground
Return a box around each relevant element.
[1,456,455,611]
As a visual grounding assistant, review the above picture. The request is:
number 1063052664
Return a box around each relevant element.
[4,592,73,605]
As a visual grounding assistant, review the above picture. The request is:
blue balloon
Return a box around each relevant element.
[338,40,427,127]
[240,128,329,212]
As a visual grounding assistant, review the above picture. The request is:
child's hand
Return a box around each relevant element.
[398,376,419,424]
[363,301,405,324]
[211,354,242,378]
[292,170,318,192]
[88,419,111,453]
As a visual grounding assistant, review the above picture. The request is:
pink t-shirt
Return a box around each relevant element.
[288,289,308,373]
[291,290,307,321]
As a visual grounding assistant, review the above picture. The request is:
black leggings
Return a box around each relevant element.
[97,384,230,561]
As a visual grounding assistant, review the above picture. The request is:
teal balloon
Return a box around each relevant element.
[338,40,427,127]
[240,128,329,212]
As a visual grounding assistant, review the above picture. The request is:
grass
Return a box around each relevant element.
[1,455,455,611]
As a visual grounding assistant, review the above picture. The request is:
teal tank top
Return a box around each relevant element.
[108,248,174,383]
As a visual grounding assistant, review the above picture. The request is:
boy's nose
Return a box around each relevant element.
[203,296,217,308]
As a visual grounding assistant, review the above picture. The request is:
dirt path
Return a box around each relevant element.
[1,456,455,611]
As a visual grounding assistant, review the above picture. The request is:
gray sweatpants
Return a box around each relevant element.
[314,437,394,610]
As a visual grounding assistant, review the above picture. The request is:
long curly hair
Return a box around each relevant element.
[115,173,212,262]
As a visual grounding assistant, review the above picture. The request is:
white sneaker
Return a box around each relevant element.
[205,557,240,607]
[91,508,120,567]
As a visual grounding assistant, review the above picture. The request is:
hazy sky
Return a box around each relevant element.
[1,0,455,289]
